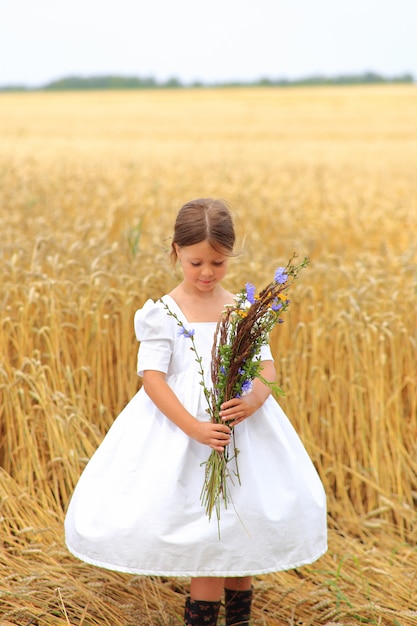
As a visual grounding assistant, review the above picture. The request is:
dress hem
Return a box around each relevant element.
[65,542,328,578]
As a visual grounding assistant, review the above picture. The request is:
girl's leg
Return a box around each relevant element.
[224,576,253,626]
[190,576,225,600]
[184,577,224,625]
[224,576,252,591]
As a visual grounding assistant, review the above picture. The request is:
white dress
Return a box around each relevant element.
[65,295,327,577]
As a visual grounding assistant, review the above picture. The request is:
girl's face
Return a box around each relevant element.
[175,240,229,293]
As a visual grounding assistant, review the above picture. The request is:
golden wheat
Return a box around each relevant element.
[1,86,417,625]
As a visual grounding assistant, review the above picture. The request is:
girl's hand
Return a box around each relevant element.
[219,395,259,428]
[191,421,232,452]
[143,370,231,451]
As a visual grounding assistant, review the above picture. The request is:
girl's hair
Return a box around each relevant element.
[171,198,235,263]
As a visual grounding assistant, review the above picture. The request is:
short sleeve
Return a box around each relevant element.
[134,299,175,377]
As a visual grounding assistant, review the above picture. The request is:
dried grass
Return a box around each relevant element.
[1,86,417,625]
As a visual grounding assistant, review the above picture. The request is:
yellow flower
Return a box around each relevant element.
[278,293,287,301]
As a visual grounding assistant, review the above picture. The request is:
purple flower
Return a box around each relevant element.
[274,267,288,284]
[241,379,252,394]
[178,326,195,339]
[245,282,256,304]
[271,299,282,312]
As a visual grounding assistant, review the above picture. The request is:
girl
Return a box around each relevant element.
[65,198,327,626]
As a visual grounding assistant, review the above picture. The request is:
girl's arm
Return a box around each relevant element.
[142,370,231,452]
[219,360,276,428]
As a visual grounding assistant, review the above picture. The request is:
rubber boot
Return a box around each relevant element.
[184,596,221,625]
[224,587,253,626]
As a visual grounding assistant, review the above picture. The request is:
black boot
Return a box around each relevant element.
[224,587,253,626]
[184,596,221,625]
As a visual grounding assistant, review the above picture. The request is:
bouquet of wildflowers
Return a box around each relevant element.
[162,254,309,528]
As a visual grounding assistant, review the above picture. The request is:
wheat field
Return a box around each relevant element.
[1,85,417,625]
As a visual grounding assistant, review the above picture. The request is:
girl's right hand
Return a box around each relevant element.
[142,371,231,451]
[191,421,231,452]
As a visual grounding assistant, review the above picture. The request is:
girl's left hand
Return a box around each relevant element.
[219,395,259,428]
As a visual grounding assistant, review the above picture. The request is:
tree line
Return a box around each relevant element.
[0,72,414,91]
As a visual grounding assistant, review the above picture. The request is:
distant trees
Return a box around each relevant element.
[39,72,417,90]
[0,72,414,92]
[43,75,161,90]
[265,72,415,86]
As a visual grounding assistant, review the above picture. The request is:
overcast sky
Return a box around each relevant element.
[0,0,416,87]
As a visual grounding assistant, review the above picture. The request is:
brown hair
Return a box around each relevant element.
[171,198,235,263]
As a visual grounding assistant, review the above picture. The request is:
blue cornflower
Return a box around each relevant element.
[245,282,256,304]
[274,267,288,284]
[241,379,252,394]
[178,326,195,339]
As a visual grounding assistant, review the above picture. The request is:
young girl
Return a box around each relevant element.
[65,198,327,626]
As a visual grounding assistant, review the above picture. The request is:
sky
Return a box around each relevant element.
[0,0,416,87]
